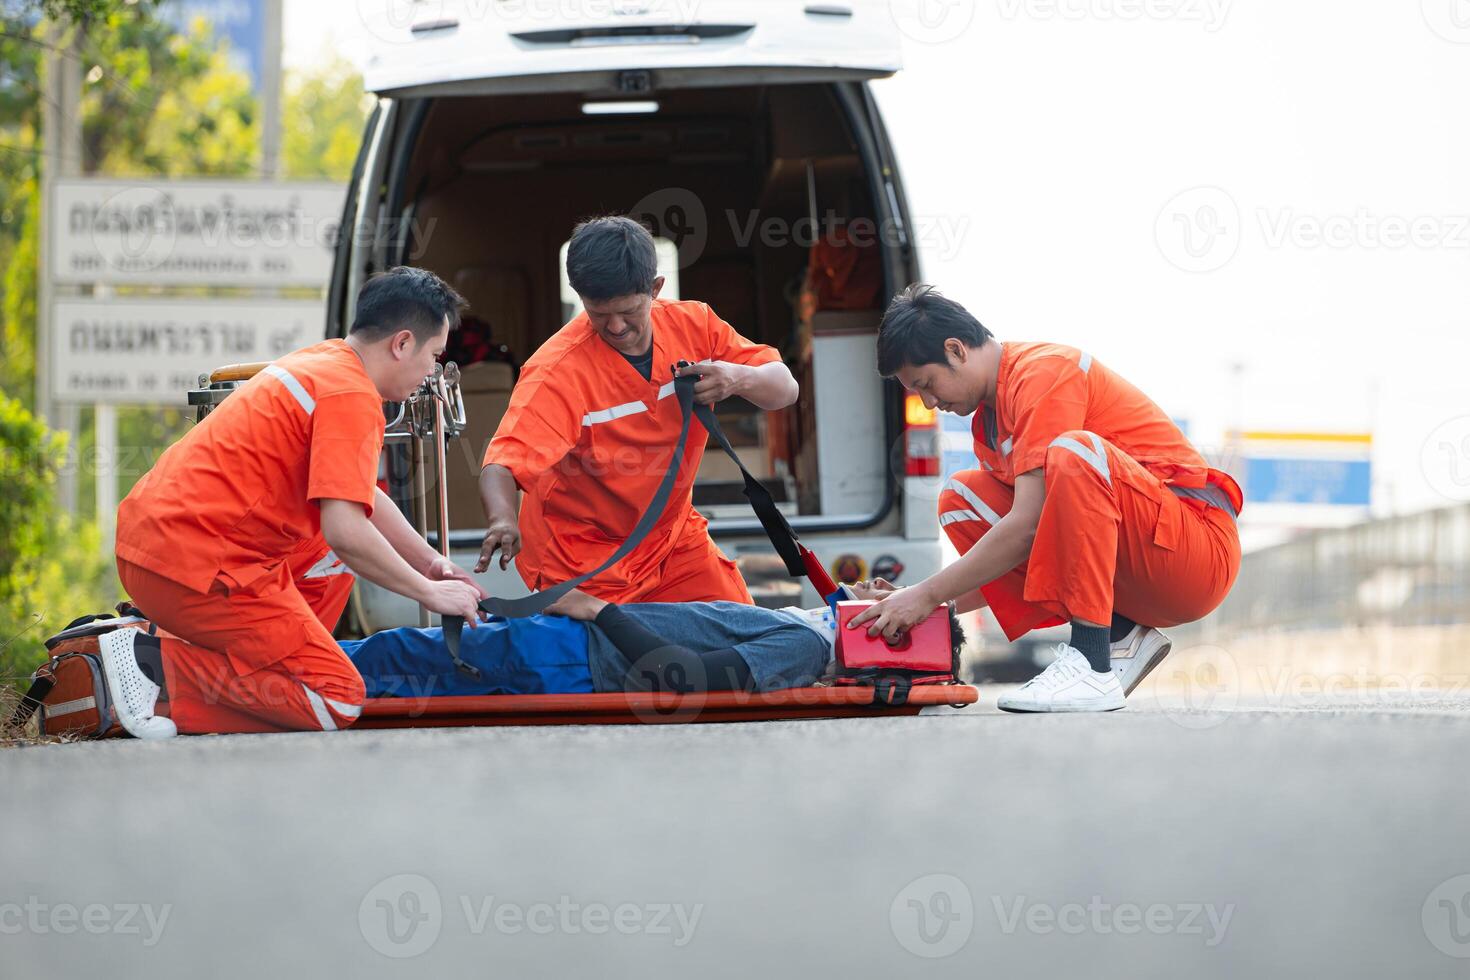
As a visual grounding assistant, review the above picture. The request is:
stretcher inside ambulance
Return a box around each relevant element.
[330,2,945,631]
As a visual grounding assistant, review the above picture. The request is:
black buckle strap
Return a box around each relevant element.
[871,675,912,706]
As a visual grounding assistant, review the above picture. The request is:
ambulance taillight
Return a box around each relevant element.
[904,394,939,477]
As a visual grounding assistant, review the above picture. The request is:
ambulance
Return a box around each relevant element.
[329,1,946,628]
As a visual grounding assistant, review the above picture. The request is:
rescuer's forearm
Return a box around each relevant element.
[322,500,433,604]
[478,463,520,525]
[368,488,440,575]
[738,361,800,410]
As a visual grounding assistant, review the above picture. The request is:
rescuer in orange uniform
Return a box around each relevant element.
[476,216,799,604]
[106,268,487,738]
[851,285,1243,713]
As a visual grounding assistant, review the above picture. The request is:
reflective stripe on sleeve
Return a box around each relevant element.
[264,365,315,416]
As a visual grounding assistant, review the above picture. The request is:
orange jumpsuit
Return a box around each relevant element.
[939,342,1243,639]
[115,339,382,733]
[486,299,779,604]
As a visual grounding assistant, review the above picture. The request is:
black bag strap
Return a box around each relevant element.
[8,667,55,732]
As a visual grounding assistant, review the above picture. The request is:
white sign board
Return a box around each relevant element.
[51,178,346,287]
[52,297,323,404]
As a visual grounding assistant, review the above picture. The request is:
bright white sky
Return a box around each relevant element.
[284,0,1470,520]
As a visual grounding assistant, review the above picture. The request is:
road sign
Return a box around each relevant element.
[51,178,346,288]
[1245,457,1372,506]
[51,296,323,404]
[1242,432,1373,507]
[940,411,976,480]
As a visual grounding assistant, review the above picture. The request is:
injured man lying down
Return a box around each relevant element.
[55,579,964,738]
[344,580,959,699]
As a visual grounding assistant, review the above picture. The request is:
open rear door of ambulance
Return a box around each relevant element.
[359,1,903,97]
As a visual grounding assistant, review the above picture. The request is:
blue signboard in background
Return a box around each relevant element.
[161,0,265,87]
[1245,457,1372,507]
[941,411,976,480]
[1242,433,1373,508]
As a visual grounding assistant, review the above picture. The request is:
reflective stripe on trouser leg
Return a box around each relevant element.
[1028,432,1123,626]
[301,684,364,732]
[944,477,1004,526]
[937,471,1067,641]
[1047,432,1111,484]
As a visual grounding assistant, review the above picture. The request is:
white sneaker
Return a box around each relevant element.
[99,628,177,740]
[1109,625,1173,696]
[997,645,1126,713]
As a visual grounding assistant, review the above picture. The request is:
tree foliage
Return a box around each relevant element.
[284,56,372,181]
[0,1,371,686]
[0,391,111,688]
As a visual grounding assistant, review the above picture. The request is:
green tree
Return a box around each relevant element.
[283,56,371,181]
[1,4,373,688]
[1,4,260,686]
[0,391,111,689]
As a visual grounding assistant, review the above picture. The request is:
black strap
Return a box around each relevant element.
[872,675,912,707]
[442,368,817,677]
[691,400,805,577]
[8,670,55,732]
[442,372,701,676]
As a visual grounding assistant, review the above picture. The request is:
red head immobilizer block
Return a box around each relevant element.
[834,601,953,673]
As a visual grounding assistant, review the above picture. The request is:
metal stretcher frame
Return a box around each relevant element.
[356,685,980,728]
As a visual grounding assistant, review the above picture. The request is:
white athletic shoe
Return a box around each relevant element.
[1109,625,1173,696]
[98,628,177,740]
[997,645,1127,713]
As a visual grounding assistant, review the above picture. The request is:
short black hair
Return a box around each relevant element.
[350,266,466,345]
[876,284,992,376]
[566,215,659,301]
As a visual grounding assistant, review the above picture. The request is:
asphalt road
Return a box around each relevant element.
[5,691,1470,979]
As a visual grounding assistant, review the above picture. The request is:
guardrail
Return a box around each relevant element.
[1192,502,1470,638]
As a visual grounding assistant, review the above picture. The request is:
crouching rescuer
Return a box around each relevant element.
[108,268,488,737]
[851,286,1243,712]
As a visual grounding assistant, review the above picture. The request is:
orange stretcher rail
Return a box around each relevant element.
[356,685,980,729]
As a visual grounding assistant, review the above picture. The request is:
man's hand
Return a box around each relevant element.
[426,557,487,599]
[542,588,609,622]
[675,359,750,406]
[418,580,487,627]
[847,584,943,644]
[476,518,521,573]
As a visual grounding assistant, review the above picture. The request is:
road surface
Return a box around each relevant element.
[5,691,1470,978]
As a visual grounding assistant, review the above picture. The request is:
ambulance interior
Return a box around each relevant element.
[387,83,896,545]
